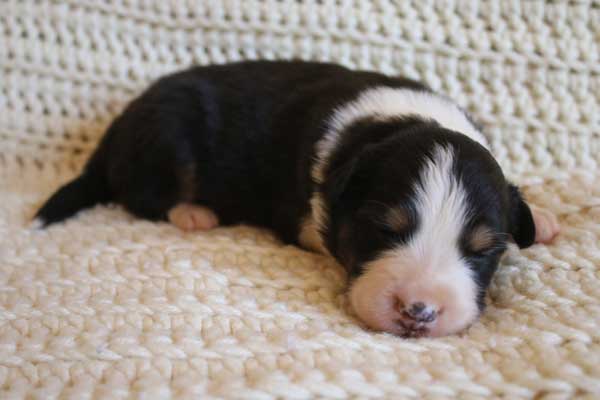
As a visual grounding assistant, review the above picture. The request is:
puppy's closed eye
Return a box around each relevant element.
[384,207,410,233]
[357,203,411,236]
[466,225,505,255]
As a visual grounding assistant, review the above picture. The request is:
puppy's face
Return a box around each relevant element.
[321,124,535,337]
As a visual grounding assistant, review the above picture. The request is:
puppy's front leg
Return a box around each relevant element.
[531,206,560,244]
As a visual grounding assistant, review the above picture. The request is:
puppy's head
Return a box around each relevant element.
[319,118,535,337]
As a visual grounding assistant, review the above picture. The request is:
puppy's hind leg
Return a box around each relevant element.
[121,163,220,232]
[164,165,220,232]
[168,203,219,231]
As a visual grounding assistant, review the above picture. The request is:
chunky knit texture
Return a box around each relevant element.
[1,1,599,398]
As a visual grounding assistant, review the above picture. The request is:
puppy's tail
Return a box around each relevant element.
[34,158,110,227]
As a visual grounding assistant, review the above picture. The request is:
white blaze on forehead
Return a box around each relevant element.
[312,87,488,184]
[409,145,470,266]
[348,145,480,337]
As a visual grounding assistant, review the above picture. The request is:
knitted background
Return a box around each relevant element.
[1,1,599,398]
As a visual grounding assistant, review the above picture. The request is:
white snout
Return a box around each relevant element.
[349,254,480,337]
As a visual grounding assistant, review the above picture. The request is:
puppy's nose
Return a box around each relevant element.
[404,302,437,323]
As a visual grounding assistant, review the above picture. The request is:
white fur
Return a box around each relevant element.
[29,218,44,230]
[349,146,480,337]
[303,86,487,264]
[312,87,488,184]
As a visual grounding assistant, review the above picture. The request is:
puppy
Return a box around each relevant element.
[35,61,559,337]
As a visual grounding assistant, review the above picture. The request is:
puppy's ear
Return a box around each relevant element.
[508,184,536,248]
[321,157,359,204]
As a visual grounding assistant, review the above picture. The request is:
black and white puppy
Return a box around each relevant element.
[35,61,559,337]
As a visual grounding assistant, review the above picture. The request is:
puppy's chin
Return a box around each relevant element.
[348,254,480,338]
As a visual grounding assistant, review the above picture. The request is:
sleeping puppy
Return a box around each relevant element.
[35,60,559,337]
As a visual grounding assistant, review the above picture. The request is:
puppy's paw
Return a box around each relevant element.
[168,203,219,231]
[531,206,560,244]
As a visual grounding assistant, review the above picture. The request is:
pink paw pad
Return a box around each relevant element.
[168,204,219,231]
[531,206,560,244]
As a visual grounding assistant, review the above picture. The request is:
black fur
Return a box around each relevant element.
[36,60,536,308]
[35,60,426,244]
[507,185,536,248]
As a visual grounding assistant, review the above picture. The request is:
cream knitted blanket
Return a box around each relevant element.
[1,1,599,398]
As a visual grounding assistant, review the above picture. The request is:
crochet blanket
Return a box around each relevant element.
[1,1,599,398]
